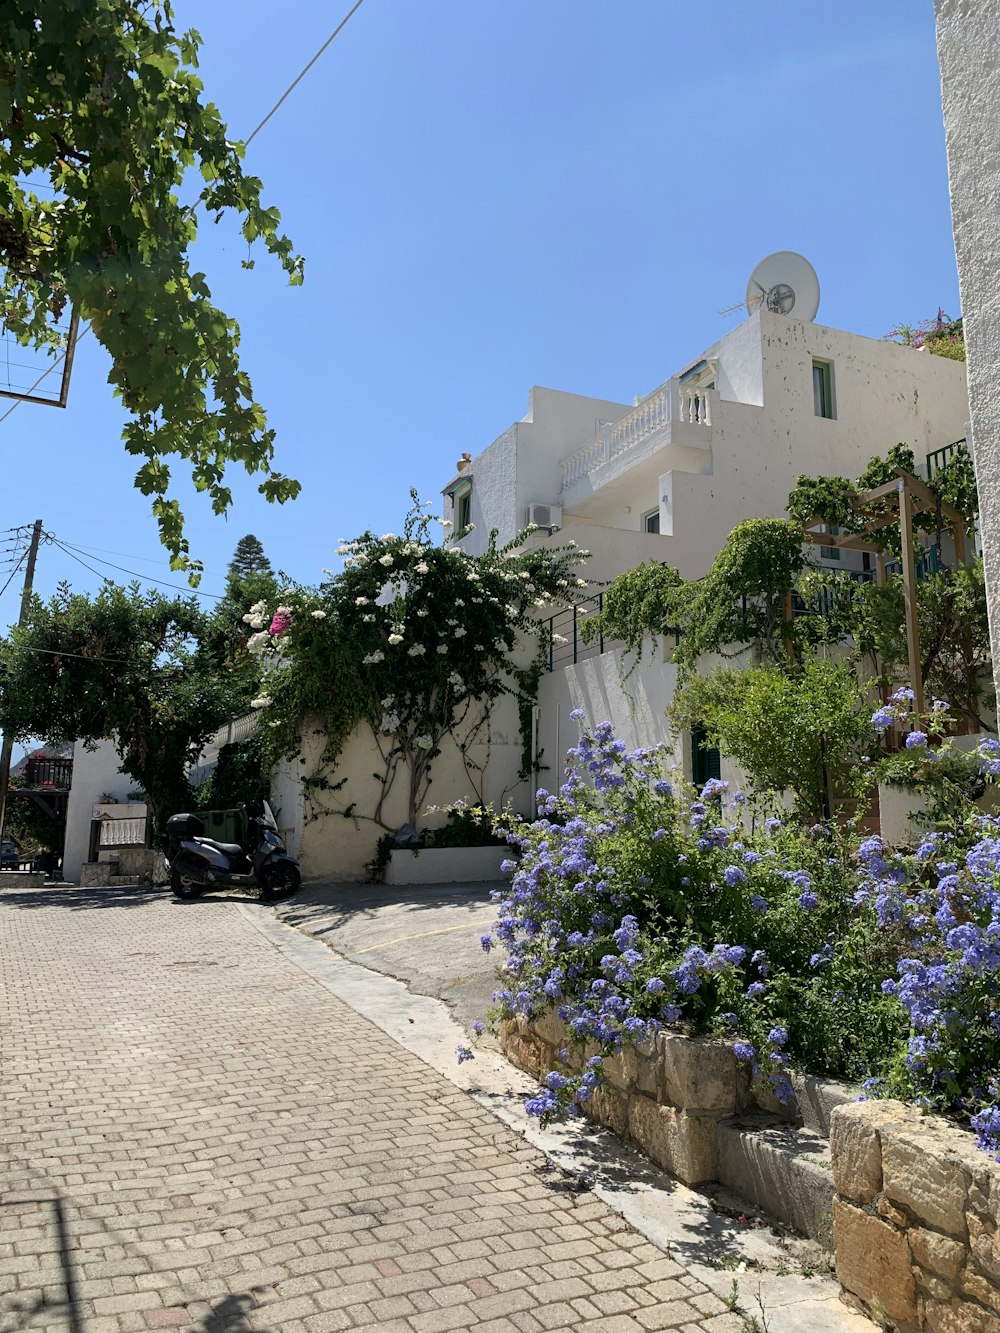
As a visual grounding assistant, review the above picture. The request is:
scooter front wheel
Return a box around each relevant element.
[171,869,204,900]
[260,862,301,901]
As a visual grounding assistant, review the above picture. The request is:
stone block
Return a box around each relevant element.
[926,1294,1000,1333]
[505,1036,542,1078]
[962,1265,1000,1316]
[531,1007,567,1049]
[790,1073,859,1137]
[633,1038,659,1097]
[833,1198,918,1326]
[659,1035,738,1114]
[602,1047,638,1091]
[969,1212,1000,1284]
[909,1226,965,1281]
[627,1093,718,1186]
[587,1085,627,1138]
[830,1101,887,1205]
[80,862,113,888]
[883,1128,968,1236]
[716,1117,834,1245]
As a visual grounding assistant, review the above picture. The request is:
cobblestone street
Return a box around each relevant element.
[0,886,745,1333]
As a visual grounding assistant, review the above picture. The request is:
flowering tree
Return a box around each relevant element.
[245,496,586,830]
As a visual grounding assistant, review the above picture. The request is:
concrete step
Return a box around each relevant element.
[108,875,143,887]
[717,1115,835,1248]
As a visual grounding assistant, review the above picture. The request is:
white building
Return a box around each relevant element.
[441,304,969,786]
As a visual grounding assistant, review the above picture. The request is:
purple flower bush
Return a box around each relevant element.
[482,716,1000,1154]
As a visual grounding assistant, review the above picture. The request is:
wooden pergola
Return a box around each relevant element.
[800,467,969,718]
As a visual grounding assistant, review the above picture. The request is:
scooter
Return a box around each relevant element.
[163,801,301,901]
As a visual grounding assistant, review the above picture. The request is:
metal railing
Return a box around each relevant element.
[925,437,967,480]
[22,756,73,789]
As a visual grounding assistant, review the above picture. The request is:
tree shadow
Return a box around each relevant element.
[273,880,499,937]
[197,1290,266,1332]
[0,884,169,912]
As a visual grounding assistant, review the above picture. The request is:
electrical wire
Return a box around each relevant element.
[0,0,368,427]
[7,643,128,665]
[47,535,228,600]
[0,549,29,602]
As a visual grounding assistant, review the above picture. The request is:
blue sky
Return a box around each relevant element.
[0,0,958,612]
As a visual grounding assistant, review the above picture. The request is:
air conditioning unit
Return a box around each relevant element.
[526,503,562,531]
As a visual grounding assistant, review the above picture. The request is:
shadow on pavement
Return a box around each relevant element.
[0,883,274,912]
[277,880,499,936]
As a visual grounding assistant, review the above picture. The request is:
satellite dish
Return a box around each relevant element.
[744,252,820,322]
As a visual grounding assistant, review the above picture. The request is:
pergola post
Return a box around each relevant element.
[897,477,925,717]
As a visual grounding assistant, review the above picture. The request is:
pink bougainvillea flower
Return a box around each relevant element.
[269,610,292,636]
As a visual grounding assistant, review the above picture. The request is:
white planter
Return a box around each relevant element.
[384,845,511,886]
[877,782,932,846]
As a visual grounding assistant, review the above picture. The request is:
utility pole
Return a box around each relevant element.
[0,519,44,844]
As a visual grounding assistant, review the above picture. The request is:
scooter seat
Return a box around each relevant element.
[196,838,244,858]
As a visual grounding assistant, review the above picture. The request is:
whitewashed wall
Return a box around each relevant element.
[273,687,531,880]
[935,0,1000,706]
[63,740,135,884]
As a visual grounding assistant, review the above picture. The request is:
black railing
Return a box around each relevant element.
[22,757,73,789]
[925,437,967,480]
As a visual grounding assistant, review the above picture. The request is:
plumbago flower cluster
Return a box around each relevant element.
[478,715,1000,1155]
[243,492,587,829]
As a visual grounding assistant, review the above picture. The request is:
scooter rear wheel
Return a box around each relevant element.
[260,862,301,901]
[171,869,204,900]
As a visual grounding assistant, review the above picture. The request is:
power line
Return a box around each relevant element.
[0,549,29,602]
[6,642,129,665]
[244,0,367,148]
[0,1,368,428]
[47,535,228,600]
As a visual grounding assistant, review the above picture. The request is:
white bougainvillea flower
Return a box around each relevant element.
[247,632,270,655]
[379,554,394,567]
[408,644,427,656]
[416,608,429,617]
[380,533,397,541]
[436,645,448,654]
[388,633,404,645]
[448,672,463,687]
[251,696,272,709]
[310,610,327,619]
[362,651,384,664]
[414,735,433,749]
[414,562,430,575]
[355,596,370,606]
[454,627,467,638]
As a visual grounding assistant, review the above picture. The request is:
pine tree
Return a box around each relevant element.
[226,535,274,589]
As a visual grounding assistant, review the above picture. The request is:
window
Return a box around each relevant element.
[456,490,471,533]
[813,360,834,419]
[691,723,721,787]
[819,523,841,561]
[643,509,660,534]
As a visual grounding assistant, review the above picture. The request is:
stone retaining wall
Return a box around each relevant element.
[832,1100,1000,1332]
[497,1010,752,1186]
[500,1011,1000,1331]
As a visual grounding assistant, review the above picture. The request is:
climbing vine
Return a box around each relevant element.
[246,493,586,830]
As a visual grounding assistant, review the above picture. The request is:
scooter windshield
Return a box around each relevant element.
[260,801,278,831]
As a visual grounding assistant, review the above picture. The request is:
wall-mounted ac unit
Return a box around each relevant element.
[526,503,562,531]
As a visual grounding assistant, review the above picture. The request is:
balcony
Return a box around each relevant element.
[559,381,714,508]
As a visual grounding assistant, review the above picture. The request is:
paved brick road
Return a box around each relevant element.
[0,887,742,1333]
